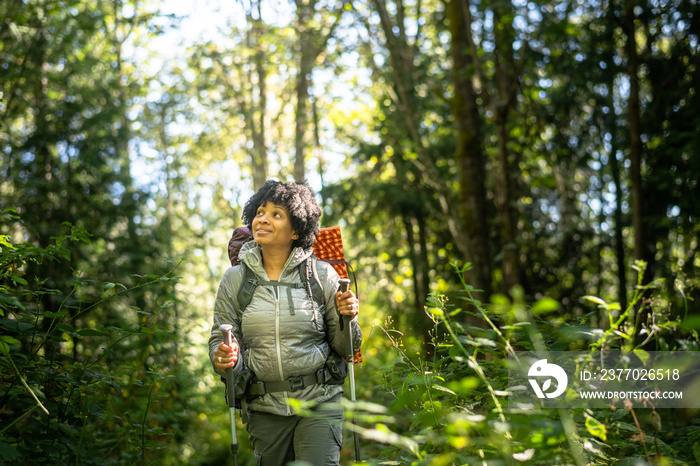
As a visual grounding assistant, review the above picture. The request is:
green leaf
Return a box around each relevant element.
[585,415,607,441]
[56,323,77,335]
[681,315,700,330]
[0,294,25,311]
[10,275,28,286]
[58,422,79,436]
[632,349,650,365]
[0,442,21,461]
[490,294,511,306]
[78,328,107,337]
[58,248,71,261]
[583,295,607,306]
[490,294,512,314]
[531,297,559,315]
[1,336,20,346]
[0,236,15,248]
[448,376,481,394]
[432,384,457,396]
[612,421,638,433]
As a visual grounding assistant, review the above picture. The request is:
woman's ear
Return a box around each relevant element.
[292,231,299,240]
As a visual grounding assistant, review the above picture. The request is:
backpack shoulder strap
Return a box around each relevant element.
[300,256,324,306]
[236,263,258,311]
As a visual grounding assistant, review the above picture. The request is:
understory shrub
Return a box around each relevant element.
[348,262,700,465]
[1,221,187,464]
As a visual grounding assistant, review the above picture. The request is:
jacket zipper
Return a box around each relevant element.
[273,287,292,415]
[274,288,284,380]
[269,251,305,416]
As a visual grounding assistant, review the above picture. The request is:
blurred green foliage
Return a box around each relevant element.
[2,0,700,464]
[340,262,700,465]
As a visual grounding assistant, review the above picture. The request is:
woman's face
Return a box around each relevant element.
[252,201,298,250]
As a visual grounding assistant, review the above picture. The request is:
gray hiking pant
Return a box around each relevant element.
[246,393,344,466]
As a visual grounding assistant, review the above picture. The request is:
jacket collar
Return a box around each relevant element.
[239,241,313,279]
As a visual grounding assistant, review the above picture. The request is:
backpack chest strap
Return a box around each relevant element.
[257,280,305,315]
[236,259,323,319]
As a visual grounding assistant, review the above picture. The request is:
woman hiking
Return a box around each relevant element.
[209,179,362,466]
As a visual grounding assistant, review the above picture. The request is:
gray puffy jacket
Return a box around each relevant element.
[209,241,362,418]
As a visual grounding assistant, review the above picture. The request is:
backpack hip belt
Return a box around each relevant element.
[247,369,326,396]
[246,351,347,397]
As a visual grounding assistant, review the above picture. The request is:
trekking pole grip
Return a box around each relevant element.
[338,278,355,362]
[338,279,351,345]
[219,324,236,408]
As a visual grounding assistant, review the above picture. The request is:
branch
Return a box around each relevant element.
[5,352,50,415]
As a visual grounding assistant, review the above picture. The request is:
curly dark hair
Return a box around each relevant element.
[241,179,322,249]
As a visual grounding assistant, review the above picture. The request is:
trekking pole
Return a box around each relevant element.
[339,278,361,462]
[219,324,239,466]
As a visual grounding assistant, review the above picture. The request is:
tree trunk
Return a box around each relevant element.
[236,15,269,191]
[34,28,59,361]
[312,96,327,208]
[294,0,313,181]
[623,3,646,268]
[601,2,628,315]
[494,113,520,293]
[404,211,433,350]
[490,0,522,293]
[293,0,346,181]
[254,19,269,190]
[370,0,486,294]
[446,0,492,299]
[622,1,652,343]
[607,107,628,312]
[404,215,424,316]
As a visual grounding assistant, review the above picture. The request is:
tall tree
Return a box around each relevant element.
[603,2,628,311]
[364,0,491,299]
[293,0,347,181]
[0,1,190,462]
[241,5,271,190]
[445,0,492,298]
[621,0,646,273]
[488,0,524,293]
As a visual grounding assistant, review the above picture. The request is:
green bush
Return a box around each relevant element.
[347,262,700,465]
[0,218,185,464]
